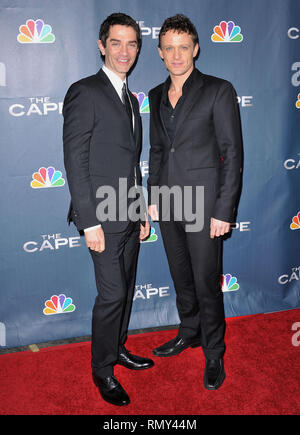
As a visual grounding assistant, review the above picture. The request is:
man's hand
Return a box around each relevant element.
[85,227,105,253]
[148,204,159,221]
[140,214,150,241]
[210,217,231,239]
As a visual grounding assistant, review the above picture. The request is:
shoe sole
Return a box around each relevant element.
[100,394,130,406]
[96,386,131,406]
[153,341,202,357]
[93,376,130,406]
[117,361,154,370]
[203,371,226,390]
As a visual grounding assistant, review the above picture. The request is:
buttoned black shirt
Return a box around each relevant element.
[160,68,197,144]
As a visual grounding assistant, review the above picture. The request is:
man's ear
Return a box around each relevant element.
[158,46,164,60]
[97,39,105,56]
[193,43,199,58]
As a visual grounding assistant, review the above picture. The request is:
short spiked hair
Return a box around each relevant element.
[158,14,199,48]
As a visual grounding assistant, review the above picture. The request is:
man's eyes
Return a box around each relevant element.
[110,42,137,48]
[165,46,189,51]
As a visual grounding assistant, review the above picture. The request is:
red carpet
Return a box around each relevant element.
[1,308,300,415]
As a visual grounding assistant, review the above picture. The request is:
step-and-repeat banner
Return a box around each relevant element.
[1,0,299,348]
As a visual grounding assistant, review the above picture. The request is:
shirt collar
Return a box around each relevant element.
[102,65,126,99]
[162,67,197,105]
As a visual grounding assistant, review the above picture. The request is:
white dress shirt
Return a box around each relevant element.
[102,65,134,130]
[84,65,133,233]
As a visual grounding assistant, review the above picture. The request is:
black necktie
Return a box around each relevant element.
[122,83,133,131]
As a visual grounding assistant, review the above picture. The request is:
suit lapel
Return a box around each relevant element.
[158,78,172,146]
[155,69,205,147]
[96,69,136,146]
[129,91,140,148]
[96,69,124,112]
[172,70,204,145]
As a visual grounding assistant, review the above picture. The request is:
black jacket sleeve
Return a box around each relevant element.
[212,82,243,222]
[147,90,164,206]
[63,82,100,231]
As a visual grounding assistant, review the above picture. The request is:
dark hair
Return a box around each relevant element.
[99,12,141,49]
[158,14,199,48]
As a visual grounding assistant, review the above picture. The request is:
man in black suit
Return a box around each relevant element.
[63,13,153,406]
[148,15,242,390]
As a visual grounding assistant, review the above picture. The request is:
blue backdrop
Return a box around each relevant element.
[1,0,299,348]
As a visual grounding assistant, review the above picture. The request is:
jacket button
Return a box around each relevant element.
[170,148,175,152]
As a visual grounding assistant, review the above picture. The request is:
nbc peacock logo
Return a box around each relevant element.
[43,294,76,315]
[141,227,158,243]
[221,273,240,292]
[211,21,243,43]
[290,211,300,230]
[31,167,65,189]
[17,19,55,44]
[296,94,300,109]
[133,92,150,113]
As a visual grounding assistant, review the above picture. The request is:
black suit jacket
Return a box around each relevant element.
[63,69,145,233]
[147,68,242,223]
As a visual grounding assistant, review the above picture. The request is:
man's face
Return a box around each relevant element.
[98,24,139,79]
[158,30,198,77]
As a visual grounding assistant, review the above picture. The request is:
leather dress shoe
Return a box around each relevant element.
[93,374,130,406]
[117,346,154,370]
[153,335,201,357]
[203,358,225,390]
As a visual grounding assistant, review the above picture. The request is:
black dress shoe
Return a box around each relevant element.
[92,374,130,406]
[153,335,201,357]
[117,346,154,370]
[203,358,226,390]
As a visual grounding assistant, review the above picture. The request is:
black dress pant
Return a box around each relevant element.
[159,218,226,360]
[89,221,140,377]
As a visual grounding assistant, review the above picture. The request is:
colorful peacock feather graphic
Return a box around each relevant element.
[17,19,55,43]
[290,212,300,230]
[43,294,76,315]
[296,94,300,109]
[221,273,240,292]
[211,21,243,43]
[133,92,150,113]
[141,227,158,243]
[31,167,65,188]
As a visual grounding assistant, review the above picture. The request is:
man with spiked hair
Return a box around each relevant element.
[148,14,242,390]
